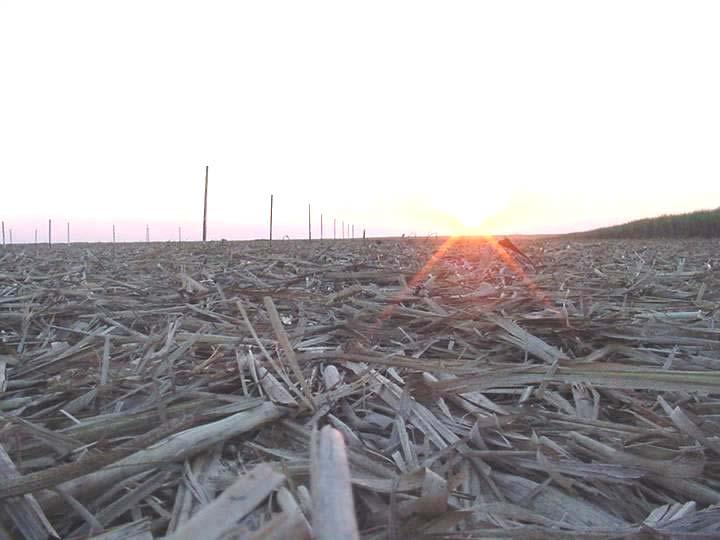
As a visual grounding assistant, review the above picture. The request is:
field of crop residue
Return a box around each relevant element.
[1,236,719,539]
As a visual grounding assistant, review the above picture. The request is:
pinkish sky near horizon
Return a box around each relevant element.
[1,1,719,243]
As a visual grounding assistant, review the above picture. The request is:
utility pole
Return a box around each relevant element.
[8,229,12,244]
[202,165,209,242]
[320,213,323,241]
[342,220,345,239]
[48,219,52,247]
[308,204,312,241]
[333,218,336,240]
[67,222,70,244]
[146,224,150,243]
[112,224,116,244]
[1,221,4,246]
[352,224,354,240]
[178,227,182,242]
[269,194,274,244]
[35,229,38,244]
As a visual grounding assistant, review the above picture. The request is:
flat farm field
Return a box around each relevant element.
[1,237,719,539]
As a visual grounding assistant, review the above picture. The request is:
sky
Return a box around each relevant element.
[1,1,719,242]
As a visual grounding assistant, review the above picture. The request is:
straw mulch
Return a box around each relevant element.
[1,237,719,539]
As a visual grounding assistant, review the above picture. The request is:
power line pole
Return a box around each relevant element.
[48,219,52,247]
[202,165,209,242]
[269,194,274,244]
[342,220,345,239]
[308,203,312,241]
[67,222,70,244]
[146,224,150,243]
[1,221,4,247]
[333,218,336,240]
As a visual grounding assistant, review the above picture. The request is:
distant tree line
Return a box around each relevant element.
[572,207,720,239]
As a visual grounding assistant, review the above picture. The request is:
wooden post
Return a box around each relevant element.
[48,219,52,247]
[269,194,274,244]
[333,218,336,240]
[308,203,312,241]
[202,165,209,242]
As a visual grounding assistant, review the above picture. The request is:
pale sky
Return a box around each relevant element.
[1,1,719,242]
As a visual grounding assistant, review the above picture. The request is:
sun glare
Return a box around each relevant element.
[432,186,512,235]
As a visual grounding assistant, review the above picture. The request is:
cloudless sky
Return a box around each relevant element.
[1,1,719,242]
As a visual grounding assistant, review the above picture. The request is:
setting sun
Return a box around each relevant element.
[431,186,512,235]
